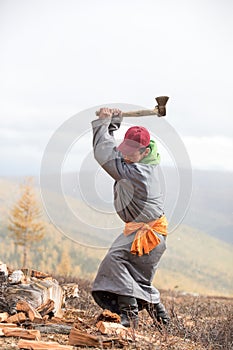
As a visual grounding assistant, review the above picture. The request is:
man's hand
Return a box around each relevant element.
[98,108,122,119]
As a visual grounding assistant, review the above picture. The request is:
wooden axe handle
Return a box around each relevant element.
[95,96,169,118]
[95,106,163,118]
[121,106,161,117]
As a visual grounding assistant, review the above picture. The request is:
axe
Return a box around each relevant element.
[96,96,169,118]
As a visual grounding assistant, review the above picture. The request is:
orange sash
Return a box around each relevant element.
[124,215,168,256]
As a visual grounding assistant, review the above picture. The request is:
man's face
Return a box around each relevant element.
[123,147,150,163]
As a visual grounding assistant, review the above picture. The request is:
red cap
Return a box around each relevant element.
[117,126,150,155]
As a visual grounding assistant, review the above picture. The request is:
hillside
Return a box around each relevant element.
[0,176,232,297]
[155,226,233,296]
[57,168,233,243]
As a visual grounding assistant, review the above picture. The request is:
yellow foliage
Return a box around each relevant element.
[8,178,46,268]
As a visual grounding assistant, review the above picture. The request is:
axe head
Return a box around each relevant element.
[155,96,169,116]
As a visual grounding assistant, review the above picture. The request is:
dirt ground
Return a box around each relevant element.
[0,278,232,350]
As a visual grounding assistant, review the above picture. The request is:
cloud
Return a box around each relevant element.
[182,136,233,172]
[0,0,233,175]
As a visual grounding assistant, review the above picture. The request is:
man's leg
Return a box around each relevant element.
[118,295,139,328]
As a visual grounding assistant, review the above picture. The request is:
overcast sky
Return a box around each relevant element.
[1,0,233,176]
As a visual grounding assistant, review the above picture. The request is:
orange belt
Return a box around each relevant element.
[124,215,168,256]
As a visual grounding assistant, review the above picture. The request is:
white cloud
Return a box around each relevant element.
[0,0,233,175]
[183,136,233,172]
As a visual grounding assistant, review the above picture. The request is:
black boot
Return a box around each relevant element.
[118,295,139,328]
[146,302,170,325]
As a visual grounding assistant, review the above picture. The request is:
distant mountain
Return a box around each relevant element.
[0,174,232,296]
[58,168,233,244]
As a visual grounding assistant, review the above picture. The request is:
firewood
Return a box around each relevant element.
[7,312,27,324]
[17,339,74,349]
[33,323,72,334]
[21,268,51,279]
[16,300,42,323]
[97,321,151,343]
[0,322,17,328]
[36,299,54,317]
[96,321,128,335]
[2,327,41,340]
[68,327,121,348]
[5,277,63,317]
[97,309,121,323]
[42,315,50,321]
[0,312,9,322]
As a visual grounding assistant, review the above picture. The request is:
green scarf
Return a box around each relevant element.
[140,140,160,165]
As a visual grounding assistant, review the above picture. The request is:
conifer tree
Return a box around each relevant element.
[57,247,72,276]
[8,178,46,268]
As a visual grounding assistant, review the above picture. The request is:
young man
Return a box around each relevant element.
[91,108,169,327]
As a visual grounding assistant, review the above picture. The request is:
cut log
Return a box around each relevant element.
[97,321,151,343]
[17,339,74,349]
[0,312,9,322]
[68,328,122,348]
[4,276,63,317]
[33,323,72,334]
[7,312,27,324]
[36,299,54,317]
[0,322,17,328]
[16,300,42,322]
[96,321,128,335]
[2,327,40,340]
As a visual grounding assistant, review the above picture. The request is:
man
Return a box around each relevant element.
[91,107,170,328]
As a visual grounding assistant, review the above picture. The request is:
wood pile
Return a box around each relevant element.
[0,264,153,349]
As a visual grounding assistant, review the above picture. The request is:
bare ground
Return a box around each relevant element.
[0,276,232,350]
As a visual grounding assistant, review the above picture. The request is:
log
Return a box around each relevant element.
[0,322,17,328]
[68,328,121,348]
[7,312,27,324]
[33,323,72,335]
[97,321,151,343]
[36,299,54,317]
[0,312,9,322]
[2,326,40,340]
[4,276,63,317]
[16,300,42,322]
[17,339,74,349]
[96,321,128,335]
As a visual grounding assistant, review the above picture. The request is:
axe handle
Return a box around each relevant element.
[95,106,163,118]
[122,107,161,117]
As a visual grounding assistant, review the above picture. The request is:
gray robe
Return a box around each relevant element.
[91,117,167,304]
